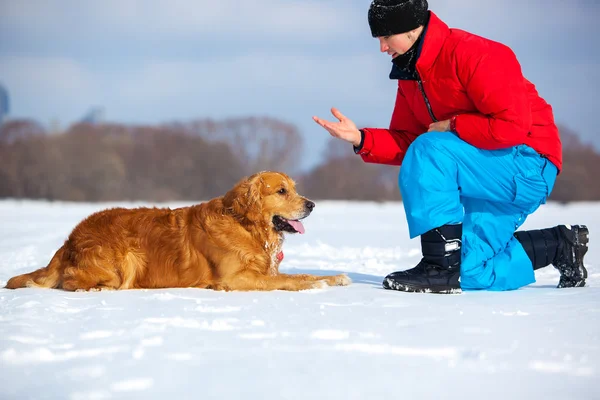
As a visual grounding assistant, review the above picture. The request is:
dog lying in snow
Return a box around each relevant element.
[5,171,351,292]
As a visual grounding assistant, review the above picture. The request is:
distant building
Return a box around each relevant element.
[0,84,9,125]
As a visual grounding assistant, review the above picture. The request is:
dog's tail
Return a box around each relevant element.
[5,246,65,289]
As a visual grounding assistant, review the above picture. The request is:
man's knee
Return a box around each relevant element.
[413,131,458,147]
[405,131,460,162]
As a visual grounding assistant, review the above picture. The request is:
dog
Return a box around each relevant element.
[5,171,351,292]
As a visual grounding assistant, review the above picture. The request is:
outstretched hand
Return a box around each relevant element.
[313,108,362,147]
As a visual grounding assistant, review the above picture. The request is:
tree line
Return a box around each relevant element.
[0,118,597,202]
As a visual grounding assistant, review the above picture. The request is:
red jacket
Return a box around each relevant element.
[357,12,562,171]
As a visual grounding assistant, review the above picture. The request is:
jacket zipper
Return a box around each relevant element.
[417,78,438,122]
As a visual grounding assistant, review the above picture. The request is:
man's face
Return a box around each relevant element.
[377,32,415,58]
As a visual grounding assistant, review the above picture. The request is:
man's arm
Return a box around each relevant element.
[356,86,423,165]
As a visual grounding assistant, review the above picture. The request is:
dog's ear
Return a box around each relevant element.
[223,174,263,220]
[246,174,263,215]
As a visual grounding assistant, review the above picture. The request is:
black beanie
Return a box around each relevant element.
[368,0,429,37]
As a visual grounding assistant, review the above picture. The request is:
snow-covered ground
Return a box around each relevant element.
[0,199,598,400]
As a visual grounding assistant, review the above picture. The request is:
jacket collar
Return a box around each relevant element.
[389,11,450,81]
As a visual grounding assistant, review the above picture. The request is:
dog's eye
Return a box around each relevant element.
[278,188,287,195]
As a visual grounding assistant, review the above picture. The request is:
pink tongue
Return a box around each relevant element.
[287,219,305,234]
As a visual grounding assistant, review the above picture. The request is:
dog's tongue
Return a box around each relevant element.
[287,219,305,234]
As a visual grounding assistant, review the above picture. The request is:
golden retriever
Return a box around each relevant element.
[5,171,351,292]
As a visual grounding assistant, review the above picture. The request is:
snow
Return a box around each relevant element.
[0,199,599,400]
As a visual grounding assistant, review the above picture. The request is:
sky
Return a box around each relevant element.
[1,0,599,171]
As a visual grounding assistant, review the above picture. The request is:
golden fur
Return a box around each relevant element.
[5,171,351,292]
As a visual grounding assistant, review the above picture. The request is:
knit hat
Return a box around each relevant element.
[368,0,429,37]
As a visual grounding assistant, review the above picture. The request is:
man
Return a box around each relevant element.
[313,0,589,293]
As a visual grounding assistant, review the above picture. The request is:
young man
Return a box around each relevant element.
[313,0,589,293]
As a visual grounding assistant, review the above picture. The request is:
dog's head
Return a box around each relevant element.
[223,171,315,234]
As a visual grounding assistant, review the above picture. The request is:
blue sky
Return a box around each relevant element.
[1,0,598,171]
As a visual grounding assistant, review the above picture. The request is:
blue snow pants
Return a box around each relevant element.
[399,132,558,291]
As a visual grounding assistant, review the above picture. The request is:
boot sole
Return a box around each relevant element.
[383,278,462,294]
[558,225,589,288]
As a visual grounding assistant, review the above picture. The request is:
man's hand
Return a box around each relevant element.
[313,108,362,147]
[428,119,451,132]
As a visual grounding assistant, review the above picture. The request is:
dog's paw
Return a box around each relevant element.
[207,283,231,292]
[75,286,115,292]
[332,274,352,286]
[310,280,329,290]
[321,274,351,286]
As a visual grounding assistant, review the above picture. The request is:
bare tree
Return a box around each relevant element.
[0,119,46,143]
[299,139,401,201]
[171,117,303,174]
[2,119,598,203]
[0,121,246,202]
[550,125,600,202]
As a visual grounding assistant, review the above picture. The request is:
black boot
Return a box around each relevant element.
[383,224,462,294]
[515,225,589,288]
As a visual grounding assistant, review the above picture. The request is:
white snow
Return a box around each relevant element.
[0,199,599,400]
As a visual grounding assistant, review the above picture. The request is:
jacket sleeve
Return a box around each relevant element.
[356,86,423,165]
[453,41,532,149]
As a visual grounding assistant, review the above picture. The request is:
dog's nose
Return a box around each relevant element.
[305,200,315,211]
